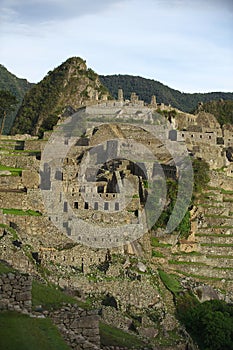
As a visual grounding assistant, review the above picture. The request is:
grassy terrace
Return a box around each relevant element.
[0,260,147,349]
[201,243,233,247]
[206,254,233,259]
[158,269,182,295]
[151,237,172,248]
[196,233,233,237]
[204,214,232,219]
[0,223,18,239]
[0,164,22,176]
[200,225,233,229]
[172,251,203,256]
[100,322,147,348]
[221,189,233,195]
[0,261,15,274]
[0,311,71,350]
[32,280,83,310]
[174,269,225,282]
[152,250,165,258]
[168,260,207,267]
[1,208,42,216]
[197,203,224,208]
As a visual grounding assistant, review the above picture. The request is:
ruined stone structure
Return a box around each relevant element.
[0,269,100,350]
[0,91,233,347]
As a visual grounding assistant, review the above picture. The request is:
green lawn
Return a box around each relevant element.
[99,322,146,348]
[1,208,42,216]
[0,164,22,176]
[158,269,182,295]
[32,281,90,310]
[0,261,15,274]
[0,311,71,350]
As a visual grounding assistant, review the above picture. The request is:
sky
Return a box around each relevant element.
[0,0,233,93]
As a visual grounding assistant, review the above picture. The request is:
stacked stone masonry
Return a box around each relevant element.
[0,93,233,301]
[0,272,32,311]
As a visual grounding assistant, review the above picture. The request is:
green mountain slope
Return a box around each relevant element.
[195,100,233,126]
[99,74,233,113]
[0,64,33,134]
[11,57,110,136]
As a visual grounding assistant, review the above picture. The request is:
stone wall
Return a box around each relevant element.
[0,270,101,350]
[50,306,100,350]
[0,272,32,312]
[0,154,39,170]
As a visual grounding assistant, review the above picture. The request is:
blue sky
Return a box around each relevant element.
[0,0,232,92]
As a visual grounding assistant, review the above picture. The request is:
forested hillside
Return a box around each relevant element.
[11,57,110,136]
[100,75,233,112]
[0,64,33,133]
[195,100,233,125]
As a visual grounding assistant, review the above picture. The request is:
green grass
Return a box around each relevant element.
[168,260,207,266]
[201,243,233,247]
[196,233,233,238]
[32,281,78,310]
[158,269,182,295]
[0,261,15,274]
[0,223,19,239]
[204,214,232,219]
[221,189,233,195]
[99,322,146,348]
[32,281,90,310]
[152,250,165,258]
[1,208,42,216]
[206,254,233,259]
[0,164,22,176]
[151,237,172,248]
[200,225,233,229]
[197,204,224,208]
[0,311,70,350]
[172,251,203,256]
[174,269,225,282]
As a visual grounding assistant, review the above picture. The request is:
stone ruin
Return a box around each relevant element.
[0,89,233,296]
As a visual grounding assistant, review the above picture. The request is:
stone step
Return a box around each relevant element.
[201,216,233,227]
[196,227,233,235]
[169,263,233,280]
[171,253,233,269]
[196,234,233,245]
[199,206,230,216]
[200,245,233,256]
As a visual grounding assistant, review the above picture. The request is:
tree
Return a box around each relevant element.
[176,295,233,350]
[0,90,17,135]
[192,158,210,194]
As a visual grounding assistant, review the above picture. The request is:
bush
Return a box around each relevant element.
[177,295,233,350]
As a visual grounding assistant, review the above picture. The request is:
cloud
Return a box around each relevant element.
[0,0,129,24]
[0,0,232,92]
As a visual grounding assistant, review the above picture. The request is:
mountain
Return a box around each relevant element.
[195,99,233,126]
[99,74,233,113]
[11,57,110,136]
[0,64,33,134]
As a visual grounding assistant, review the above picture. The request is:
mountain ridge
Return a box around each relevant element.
[99,74,233,113]
[0,64,33,133]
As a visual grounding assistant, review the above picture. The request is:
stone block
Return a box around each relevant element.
[71,316,98,329]
[15,292,31,302]
[2,284,11,292]
[22,170,39,189]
